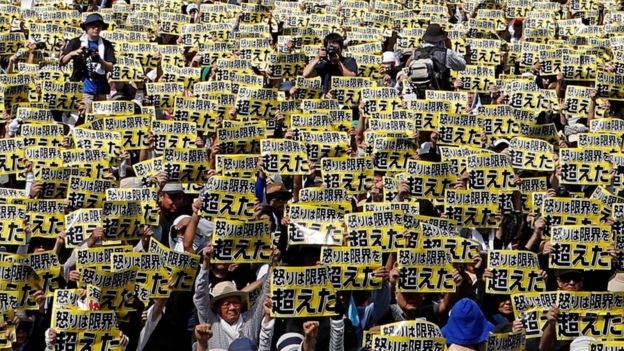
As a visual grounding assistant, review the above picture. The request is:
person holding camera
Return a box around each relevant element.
[60,13,116,112]
[302,33,357,94]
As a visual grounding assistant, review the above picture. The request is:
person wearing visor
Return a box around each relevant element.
[156,182,192,243]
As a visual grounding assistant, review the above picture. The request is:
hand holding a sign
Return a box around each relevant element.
[210,142,221,158]
[534,218,545,234]
[86,227,104,248]
[31,289,45,311]
[541,304,560,348]
[389,266,400,285]
[397,180,410,201]
[541,240,553,256]
[68,270,80,282]
[150,171,168,190]
[195,137,205,148]
[451,268,464,286]
[62,135,72,148]
[374,266,390,281]
[118,332,129,348]
[546,304,560,324]
[29,181,42,199]
[140,225,154,251]
[608,244,619,265]
[512,319,524,333]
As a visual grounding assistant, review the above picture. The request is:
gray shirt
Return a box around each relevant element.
[193,267,269,350]
[422,42,467,71]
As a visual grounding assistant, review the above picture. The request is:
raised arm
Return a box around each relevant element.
[193,246,219,324]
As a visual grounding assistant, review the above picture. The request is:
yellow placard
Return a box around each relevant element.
[486,250,546,294]
[211,219,272,263]
[270,266,337,318]
[396,249,456,293]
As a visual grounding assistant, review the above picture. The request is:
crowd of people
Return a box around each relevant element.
[0,0,623,350]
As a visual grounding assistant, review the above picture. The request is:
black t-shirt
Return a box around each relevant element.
[62,36,116,90]
[314,57,358,93]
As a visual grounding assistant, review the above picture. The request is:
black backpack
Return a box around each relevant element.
[407,46,450,91]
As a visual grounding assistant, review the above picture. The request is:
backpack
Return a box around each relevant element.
[407,46,449,91]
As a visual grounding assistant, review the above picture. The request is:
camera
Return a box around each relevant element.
[326,46,338,59]
[34,42,46,50]
[81,47,99,61]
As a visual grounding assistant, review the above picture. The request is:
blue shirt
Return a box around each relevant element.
[83,40,108,94]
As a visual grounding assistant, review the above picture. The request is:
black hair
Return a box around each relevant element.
[323,33,345,48]
[554,185,570,197]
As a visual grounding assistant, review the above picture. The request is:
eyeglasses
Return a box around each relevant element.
[220,300,241,308]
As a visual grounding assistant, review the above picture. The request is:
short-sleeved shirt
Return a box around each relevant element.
[314,56,358,93]
[83,40,108,94]
[62,36,116,94]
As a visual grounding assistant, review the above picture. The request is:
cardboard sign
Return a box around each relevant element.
[487,250,546,294]
[396,249,456,293]
[211,219,272,263]
[270,266,337,317]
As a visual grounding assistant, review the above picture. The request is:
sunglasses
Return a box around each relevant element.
[559,275,583,283]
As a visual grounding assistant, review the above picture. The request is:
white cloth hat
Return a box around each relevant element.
[569,336,596,351]
[119,177,143,188]
[608,273,624,291]
[186,3,198,13]
[169,214,213,252]
[382,51,399,65]
[162,183,185,193]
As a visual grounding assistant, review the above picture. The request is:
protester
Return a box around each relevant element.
[406,23,466,95]
[302,32,358,94]
[441,298,495,351]
[0,0,623,350]
[192,245,274,350]
[60,13,116,112]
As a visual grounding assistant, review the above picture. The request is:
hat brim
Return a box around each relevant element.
[163,189,185,194]
[267,190,292,201]
[211,291,248,308]
[422,33,447,43]
[555,269,583,278]
[81,21,109,30]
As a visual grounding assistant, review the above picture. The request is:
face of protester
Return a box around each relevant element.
[326,40,342,56]
[430,131,439,144]
[86,22,103,41]
[557,274,584,291]
[159,192,184,214]
[16,329,27,346]
[259,213,276,232]
[269,197,288,213]
[217,296,242,324]
[395,291,423,313]
[498,299,513,315]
